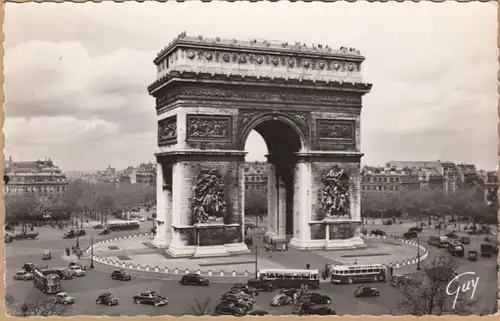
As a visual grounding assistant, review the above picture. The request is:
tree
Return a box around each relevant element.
[245,187,267,215]
[8,295,67,317]
[188,297,214,316]
[397,254,475,315]
[5,193,43,232]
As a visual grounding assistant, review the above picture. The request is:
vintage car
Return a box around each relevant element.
[96,292,119,306]
[42,250,52,260]
[69,265,86,277]
[99,229,111,235]
[247,278,274,292]
[111,270,131,281]
[180,273,209,286]
[248,310,269,316]
[301,306,337,315]
[53,292,76,305]
[354,286,380,297]
[302,293,332,305]
[22,262,36,273]
[13,270,33,281]
[460,236,471,244]
[230,284,259,297]
[270,293,293,307]
[13,232,39,240]
[133,290,168,306]
[214,301,246,316]
[468,250,479,261]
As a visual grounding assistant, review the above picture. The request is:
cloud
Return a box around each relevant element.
[3,2,498,170]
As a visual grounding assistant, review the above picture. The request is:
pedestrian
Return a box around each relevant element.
[306,263,310,270]
[389,264,394,277]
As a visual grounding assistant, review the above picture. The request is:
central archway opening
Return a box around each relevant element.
[244,119,303,242]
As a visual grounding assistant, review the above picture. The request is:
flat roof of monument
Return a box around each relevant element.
[154,33,365,64]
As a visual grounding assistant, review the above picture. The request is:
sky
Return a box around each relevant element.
[3,2,498,171]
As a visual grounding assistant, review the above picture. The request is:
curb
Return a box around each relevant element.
[362,234,429,269]
[86,232,429,279]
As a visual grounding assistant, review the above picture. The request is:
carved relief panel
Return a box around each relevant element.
[158,116,177,146]
[192,168,226,224]
[186,114,232,142]
[317,119,355,143]
[320,166,351,218]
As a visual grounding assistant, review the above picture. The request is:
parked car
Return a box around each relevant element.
[180,273,209,286]
[99,229,111,235]
[245,221,257,229]
[69,266,86,277]
[408,226,423,233]
[280,288,300,298]
[270,293,293,306]
[302,306,337,315]
[302,293,332,305]
[133,290,168,306]
[76,229,86,236]
[247,279,274,292]
[96,292,119,306]
[42,250,52,260]
[248,310,269,316]
[231,284,259,297]
[147,217,153,221]
[403,231,418,239]
[354,286,380,297]
[93,224,104,229]
[53,292,76,305]
[139,217,146,222]
[69,262,86,271]
[371,229,386,236]
[226,289,256,302]
[214,301,246,316]
[13,270,33,281]
[111,270,131,281]
[221,293,254,309]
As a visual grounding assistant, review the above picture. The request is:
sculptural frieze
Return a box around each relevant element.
[160,87,362,106]
[187,115,231,139]
[158,117,177,145]
[192,169,226,224]
[321,166,351,217]
[317,120,355,141]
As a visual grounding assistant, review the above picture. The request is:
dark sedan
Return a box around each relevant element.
[214,301,246,316]
[133,291,168,306]
[302,293,332,305]
[354,286,380,297]
[248,310,269,316]
[302,306,337,315]
[111,270,131,281]
[231,284,259,296]
[96,292,119,306]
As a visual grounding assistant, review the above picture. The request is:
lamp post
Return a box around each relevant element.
[416,236,421,270]
[254,244,258,279]
[90,235,94,269]
[76,231,80,249]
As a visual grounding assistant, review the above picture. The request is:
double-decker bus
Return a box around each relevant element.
[106,220,140,231]
[331,264,387,284]
[33,268,61,294]
[257,269,320,289]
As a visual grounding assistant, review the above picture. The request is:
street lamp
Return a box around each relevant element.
[76,231,80,249]
[254,244,258,279]
[416,236,421,270]
[90,235,94,269]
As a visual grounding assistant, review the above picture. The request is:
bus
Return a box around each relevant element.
[427,235,450,248]
[33,269,61,294]
[257,269,320,289]
[330,264,387,284]
[106,220,140,231]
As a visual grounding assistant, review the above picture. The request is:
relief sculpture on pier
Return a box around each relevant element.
[320,166,351,217]
[192,169,226,224]
[187,115,231,139]
[158,116,177,145]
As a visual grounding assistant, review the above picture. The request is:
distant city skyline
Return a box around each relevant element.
[4,2,497,171]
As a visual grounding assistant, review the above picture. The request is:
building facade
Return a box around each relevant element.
[4,157,68,201]
[244,162,268,192]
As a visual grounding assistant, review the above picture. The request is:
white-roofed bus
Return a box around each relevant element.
[106,220,140,231]
[257,269,320,289]
[330,264,387,284]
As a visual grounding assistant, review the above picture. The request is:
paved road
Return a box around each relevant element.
[6,217,497,316]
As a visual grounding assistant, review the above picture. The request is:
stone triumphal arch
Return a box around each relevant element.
[147,33,372,257]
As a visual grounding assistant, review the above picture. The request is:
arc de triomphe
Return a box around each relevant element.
[147,33,372,258]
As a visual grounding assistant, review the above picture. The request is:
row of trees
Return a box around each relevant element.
[5,179,156,224]
[361,185,497,222]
